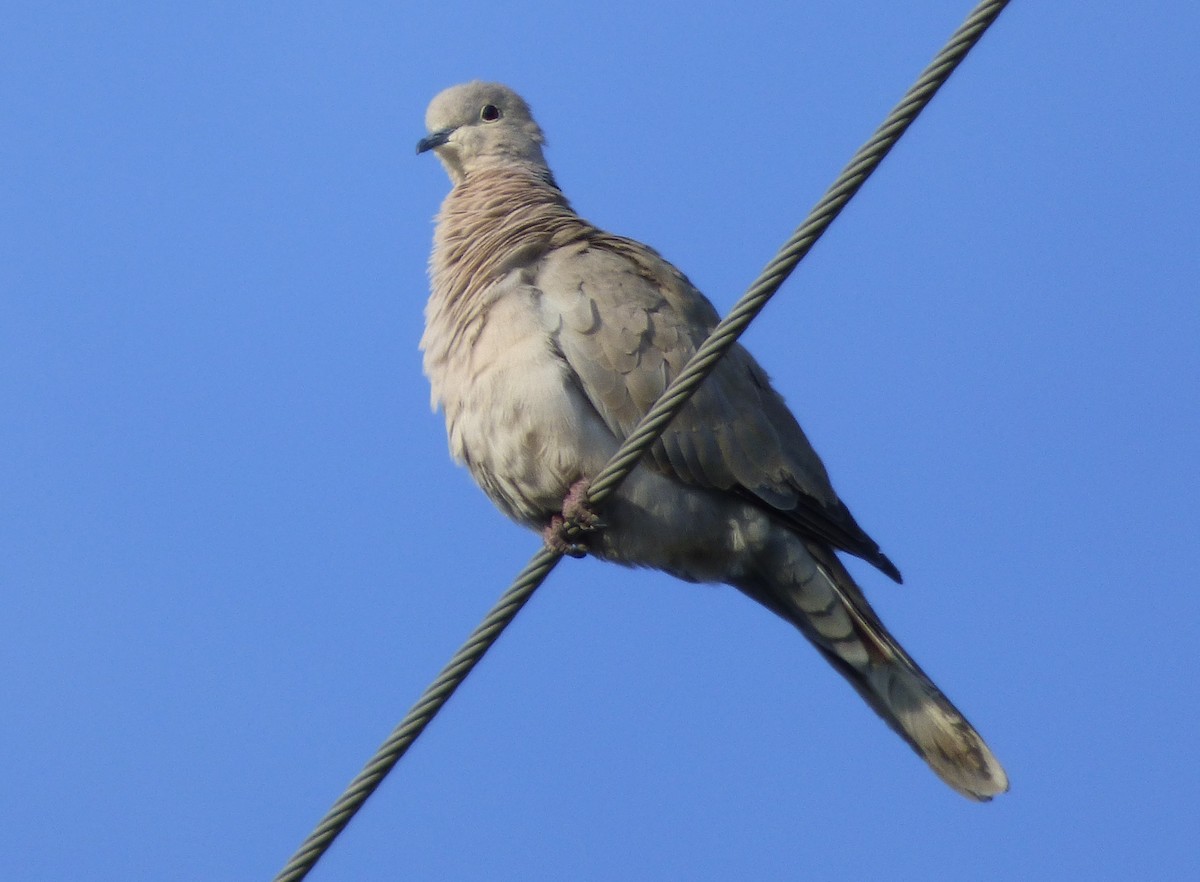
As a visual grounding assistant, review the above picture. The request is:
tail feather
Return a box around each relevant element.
[747,543,1009,801]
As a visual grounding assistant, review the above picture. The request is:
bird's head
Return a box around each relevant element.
[417,81,548,185]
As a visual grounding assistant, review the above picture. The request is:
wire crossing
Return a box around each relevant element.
[272,1,1011,878]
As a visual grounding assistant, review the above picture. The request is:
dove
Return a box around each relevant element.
[417,81,1007,800]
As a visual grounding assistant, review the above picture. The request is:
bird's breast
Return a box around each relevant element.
[422,275,617,527]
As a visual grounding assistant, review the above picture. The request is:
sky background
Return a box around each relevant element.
[3,2,1198,880]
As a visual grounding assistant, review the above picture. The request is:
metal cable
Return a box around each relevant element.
[272,2,1010,878]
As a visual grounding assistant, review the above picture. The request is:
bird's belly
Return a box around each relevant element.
[436,316,617,528]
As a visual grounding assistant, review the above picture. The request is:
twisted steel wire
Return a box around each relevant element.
[273,2,1010,878]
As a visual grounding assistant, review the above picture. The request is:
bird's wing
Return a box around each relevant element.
[533,236,900,580]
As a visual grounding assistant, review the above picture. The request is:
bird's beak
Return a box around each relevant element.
[416,128,453,155]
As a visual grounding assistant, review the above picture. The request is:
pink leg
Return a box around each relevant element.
[541,478,603,557]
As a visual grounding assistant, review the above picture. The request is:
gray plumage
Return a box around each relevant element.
[418,81,1007,801]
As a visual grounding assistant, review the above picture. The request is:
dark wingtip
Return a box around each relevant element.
[876,552,903,584]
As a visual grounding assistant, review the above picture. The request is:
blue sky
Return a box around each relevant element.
[3,2,1197,879]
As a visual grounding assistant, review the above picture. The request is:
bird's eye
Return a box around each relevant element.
[480,104,501,122]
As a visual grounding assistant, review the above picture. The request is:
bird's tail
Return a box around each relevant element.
[743,544,1008,801]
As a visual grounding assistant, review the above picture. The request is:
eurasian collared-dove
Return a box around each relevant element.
[417,81,1007,801]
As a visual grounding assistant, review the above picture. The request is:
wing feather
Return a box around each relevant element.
[534,238,900,580]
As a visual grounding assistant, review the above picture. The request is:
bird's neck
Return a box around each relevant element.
[429,166,589,315]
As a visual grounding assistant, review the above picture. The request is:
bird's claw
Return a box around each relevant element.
[561,478,604,530]
[542,515,589,558]
[542,478,603,557]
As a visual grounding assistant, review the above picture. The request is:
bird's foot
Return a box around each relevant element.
[541,478,603,558]
[542,514,588,558]
[561,477,603,531]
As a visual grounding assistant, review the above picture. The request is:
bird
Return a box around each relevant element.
[416,80,1008,801]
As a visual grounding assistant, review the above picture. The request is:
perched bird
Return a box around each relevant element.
[417,80,1007,801]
